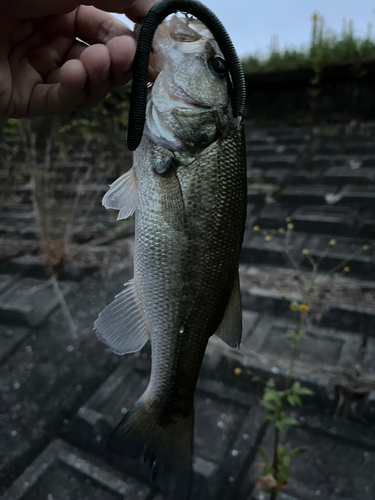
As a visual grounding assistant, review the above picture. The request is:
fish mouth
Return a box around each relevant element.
[169,83,212,110]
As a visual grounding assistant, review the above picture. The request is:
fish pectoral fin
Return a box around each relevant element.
[94,279,149,355]
[102,166,138,220]
[214,272,242,348]
[151,144,174,175]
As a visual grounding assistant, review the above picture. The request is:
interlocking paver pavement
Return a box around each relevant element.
[1,121,375,499]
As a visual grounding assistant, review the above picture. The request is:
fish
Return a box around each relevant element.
[94,9,247,500]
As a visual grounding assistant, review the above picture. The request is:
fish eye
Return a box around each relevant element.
[208,56,227,76]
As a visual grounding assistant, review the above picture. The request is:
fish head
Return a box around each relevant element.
[145,16,234,151]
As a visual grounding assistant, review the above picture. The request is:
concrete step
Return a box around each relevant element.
[277,185,338,205]
[0,276,77,326]
[239,265,375,337]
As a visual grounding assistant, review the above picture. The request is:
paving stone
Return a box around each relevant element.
[0,269,131,490]
[66,358,265,500]
[248,411,375,500]
[1,439,151,500]
[319,143,375,156]
[359,210,375,238]
[263,168,289,184]
[67,364,147,448]
[241,288,299,321]
[323,166,375,185]
[1,255,99,281]
[362,391,375,423]
[204,336,338,416]
[312,154,375,168]
[0,324,30,362]
[247,316,361,370]
[335,185,375,207]
[291,206,358,236]
[264,134,310,146]
[242,311,261,340]
[70,350,269,500]
[254,204,291,230]
[246,145,278,157]
[0,277,77,326]
[241,231,308,267]
[194,391,248,464]
[278,185,338,205]
[249,493,298,500]
[250,156,298,170]
[68,359,251,467]
[2,256,48,279]
[284,424,375,500]
[290,168,323,185]
[247,184,274,204]
[319,303,375,337]
[210,405,266,500]
[247,145,303,157]
[0,205,33,214]
[0,274,14,294]
[66,406,114,453]
[362,338,375,374]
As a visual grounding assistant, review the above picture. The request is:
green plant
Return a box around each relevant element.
[242,14,375,74]
[253,219,374,499]
[256,304,313,498]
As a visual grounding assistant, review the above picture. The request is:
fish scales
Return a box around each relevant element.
[94,11,247,500]
[135,124,246,411]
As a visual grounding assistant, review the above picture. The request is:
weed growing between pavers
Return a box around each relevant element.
[249,219,375,499]
[0,86,133,338]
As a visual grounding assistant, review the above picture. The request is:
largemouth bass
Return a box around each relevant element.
[94,4,247,499]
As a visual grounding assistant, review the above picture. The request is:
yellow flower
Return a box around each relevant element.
[285,217,292,223]
[300,304,309,312]
[234,367,242,375]
[302,249,309,255]
[253,225,260,232]
[278,228,285,234]
[344,266,350,273]
[264,235,272,242]
[328,239,336,246]
[290,303,298,311]
[287,223,294,230]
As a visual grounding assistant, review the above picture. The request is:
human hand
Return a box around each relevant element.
[0,0,156,118]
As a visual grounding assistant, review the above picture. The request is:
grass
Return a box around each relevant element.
[242,14,375,74]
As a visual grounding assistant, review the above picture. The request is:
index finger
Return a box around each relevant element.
[87,0,158,23]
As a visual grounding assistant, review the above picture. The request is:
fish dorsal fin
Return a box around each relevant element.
[102,167,138,220]
[94,279,149,355]
[215,273,242,348]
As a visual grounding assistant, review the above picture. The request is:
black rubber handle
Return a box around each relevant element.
[127,0,246,151]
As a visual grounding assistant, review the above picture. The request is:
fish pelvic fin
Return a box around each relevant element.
[102,166,138,220]
[94,279,149,355]
[107,395,194,500]
[215,272,242,348]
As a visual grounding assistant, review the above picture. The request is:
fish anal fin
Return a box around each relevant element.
[215,273,242,348]
[94,279,148,355]
[102,167,138,220]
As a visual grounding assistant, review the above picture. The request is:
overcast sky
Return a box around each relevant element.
[113,0,374,57]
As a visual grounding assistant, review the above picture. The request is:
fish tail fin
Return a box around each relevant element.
[107,396,194,500]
